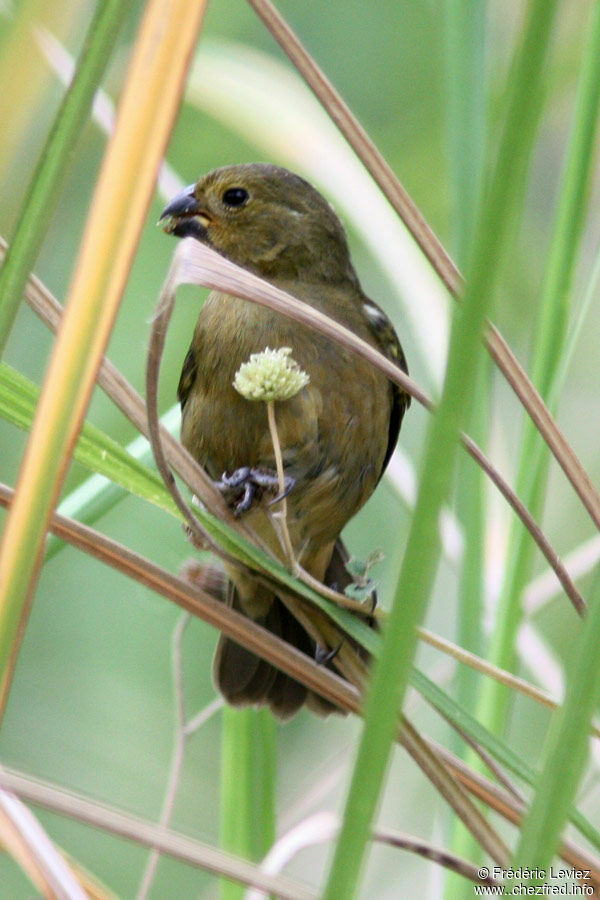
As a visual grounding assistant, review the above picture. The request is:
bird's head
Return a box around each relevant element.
[159,162,357,284]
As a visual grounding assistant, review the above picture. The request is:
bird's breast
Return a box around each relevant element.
[180,289,392,545]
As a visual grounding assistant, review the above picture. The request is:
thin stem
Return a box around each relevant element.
[415,627,600,736]
[245,813,503,895]
[137,613,190,900]
[139,692,225,898]
[0,769,316,900]
[429,742,600,886]
[513,569,600,875]
[436,717,524,805]
[145,275,248,557]
[373,828,501,887]
[185,697,224,737]
[246,0,460,295]
[266,400,296,571]
[297,566,382,618]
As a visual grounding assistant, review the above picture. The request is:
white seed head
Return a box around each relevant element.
[233,347,310,402]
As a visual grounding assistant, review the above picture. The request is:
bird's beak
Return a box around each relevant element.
[159,184,211,240]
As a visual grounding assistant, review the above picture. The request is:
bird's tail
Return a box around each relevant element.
[213,590,330,719]
[213,539,373,719]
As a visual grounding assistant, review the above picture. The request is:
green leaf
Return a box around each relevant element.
[478,0,600,737]
[322,3,562,896]
[411,668,600,854]
[0,363,178,516]
[513,567,600,877]
[220,708,276,900]
[344,549,384,581]
[0,0,130,356]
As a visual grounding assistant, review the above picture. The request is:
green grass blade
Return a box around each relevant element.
[411,668,600,853]
[254,708,277,859]
[322,3,561,896]
[444,0,488,670]
[478,0,600,737]
[0,0,128,356]
[444,0,487,265]
[0,363,178,517]
[52,406,182,543]
[554,246,600,408]
[443,0,489,723]
[220,707,254,900]
[513,568,600,879]
[220,708,276,900]
[443,3,490,892]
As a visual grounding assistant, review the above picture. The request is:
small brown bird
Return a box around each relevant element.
[160,163,409,718]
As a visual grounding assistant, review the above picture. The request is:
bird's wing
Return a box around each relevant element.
[177,344,198,413]
[361,296,411,480]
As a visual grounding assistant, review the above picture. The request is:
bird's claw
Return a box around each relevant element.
[218,467,252,489]
[315,642,342,665]
[268,474,295,505]
[216,466,295,516]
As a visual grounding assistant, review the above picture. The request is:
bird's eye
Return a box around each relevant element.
[222,187,249,208]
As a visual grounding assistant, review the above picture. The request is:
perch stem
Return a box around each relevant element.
[266,400,296,571]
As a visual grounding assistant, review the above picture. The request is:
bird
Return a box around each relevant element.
[160,162,409,718]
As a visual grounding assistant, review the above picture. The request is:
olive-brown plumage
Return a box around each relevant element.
[161,163,409,718]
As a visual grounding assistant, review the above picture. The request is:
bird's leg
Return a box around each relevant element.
[247,467,295,503]
[216,466,295,516]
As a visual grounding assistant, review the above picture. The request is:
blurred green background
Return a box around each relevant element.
[1,0,599,897]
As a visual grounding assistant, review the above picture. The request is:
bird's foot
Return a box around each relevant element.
[216,466,295,516]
